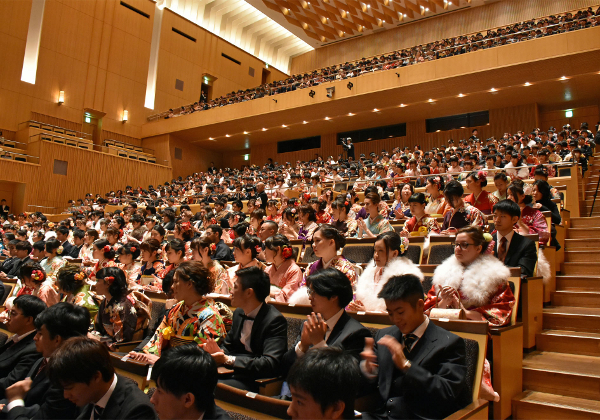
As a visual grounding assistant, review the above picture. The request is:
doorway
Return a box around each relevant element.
[262,68,271,84]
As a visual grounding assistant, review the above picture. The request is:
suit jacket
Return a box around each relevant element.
[222,304,287,379]
[7,257,30,279]
[60,242,76,259]
[211,240,233,261]
[5,357,80,420]
[493,232,537,277]
[77,374,157,420]
[0,332,41,398]
[369,322,471,420]
[204,401,232,419]
[283,311,371,375]
[0,257,17,275]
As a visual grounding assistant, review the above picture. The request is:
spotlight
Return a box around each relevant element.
[309,90,316,98]
[347,82,353,90]
[326,87,335,98]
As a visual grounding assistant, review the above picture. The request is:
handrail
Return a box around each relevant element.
[0,137,30,148]
[589,168,600,216]
[19,120,92,140]
[147,6,600,121]
[104,138,155,156]
[31,131,93,145]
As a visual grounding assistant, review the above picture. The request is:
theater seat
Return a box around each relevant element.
[301,246,318,263]
[427,244,455,264]
[342,245,374,264]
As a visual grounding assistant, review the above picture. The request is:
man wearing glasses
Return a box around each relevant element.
[0,295,47,397]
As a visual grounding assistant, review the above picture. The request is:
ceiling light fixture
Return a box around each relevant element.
[458,93,464,97]
[428,98,434,102]
[524,82,531,86]
[560,76,569,81]
[399,103,406,107]
[303,121,308,124]
[282,124,287,128]
[325,117,330,120]
[243,131,249,134]
[209,137,214,140]
[373,108,379,112]
[225,134,231,137]
[490,88,497,92]
[262,128,267,131]
[348,113,355,116]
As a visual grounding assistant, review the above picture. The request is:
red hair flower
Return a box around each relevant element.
[210,243,217,252]
[130,247,136,252]
[255,245,262,254]
[104,276,115,284]
[210,218,217,225]
[31,270,45,282]
[344,201,349,206]
[282,246,293,259]
[103,245,111,253]
[119,229,124,238]
[181,222,191,231]
[74,272,85,281]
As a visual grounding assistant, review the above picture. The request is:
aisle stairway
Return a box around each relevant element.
[513,216,600,418]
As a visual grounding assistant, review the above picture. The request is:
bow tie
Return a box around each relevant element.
[240,314,255,321]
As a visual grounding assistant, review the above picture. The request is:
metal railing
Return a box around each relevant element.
[19,120,92,140]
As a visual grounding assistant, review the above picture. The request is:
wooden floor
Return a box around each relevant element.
[513,191,600,419]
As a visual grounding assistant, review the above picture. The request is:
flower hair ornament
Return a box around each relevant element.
[281,246,293,259]
[48,222,55,229]
[210,243,217,252]
[290,208,296,214]
[103,245,111,253]
[74,272,85,281]
[57,246,64,255]
[130,247,136,253]
[344,201,349,206]
[156,247,162,255]
[119,229,124,238]
[483,233,495,255]
[400,236,410,254]
[181,222,192,231]
[104,276,115,285]
[255,245,262,254]
[210,218,217,225]
[31,270,45,282]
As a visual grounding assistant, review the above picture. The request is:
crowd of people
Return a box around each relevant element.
[150,6,600,121]
[0,118,595,418]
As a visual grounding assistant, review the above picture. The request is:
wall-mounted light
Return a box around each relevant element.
[122,110,128,123]
[58,91,65,105]
[565,110,573,118]
[244,154,250,161]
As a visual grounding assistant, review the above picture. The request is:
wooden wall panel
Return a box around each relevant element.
[290,0,600,74]
[489,103,539,136]
[540,105,599,133]
[101,130,142,147]
[141,134,171,165]
[168,135,223,179]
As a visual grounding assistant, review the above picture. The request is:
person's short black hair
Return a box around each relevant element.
[152,344,217,412]
[493,199,521,218]
[56,226,69,236]
[13,294,47,319]
[207,224,222,237]
[306,268,353,309]
[72,229,85,240]
[15,240,33,253]
[377,274,424,309]
[34,302,90,340]
[48,336,114,387]
[287,347,360,419]
[235,266,270,301]
[444,180,464,202]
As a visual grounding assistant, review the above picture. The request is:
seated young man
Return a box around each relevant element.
[0,241,31,281]
[492,200,538,277]
[0,295,47,398]
[361,274,471,419]
[1,302,90,420]
[151,344,230,420]
[287,347,361,420]
[204,266,287,391]
[283,268,371,374]
[47,336,157,420]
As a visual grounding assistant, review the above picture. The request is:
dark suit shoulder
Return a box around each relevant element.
[374,325,399,340]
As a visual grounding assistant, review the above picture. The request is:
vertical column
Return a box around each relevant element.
[144,3,164,110]
[21,0,46,84]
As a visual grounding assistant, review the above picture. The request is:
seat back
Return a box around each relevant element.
[215,383,290,419]
[301,246,318,263]
[109,353,150,390]
[341,244,374,264]
[508,267,522,326]
[427,244,455,264]
[285,316,304,350]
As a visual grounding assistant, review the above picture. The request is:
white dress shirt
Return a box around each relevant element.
[496,230,515,255]
[90,374,118,419]
[240,303,263,353]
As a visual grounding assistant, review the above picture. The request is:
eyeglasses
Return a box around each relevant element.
[454,242,476,250]
[307,287,314,297]
[8,310,22,318]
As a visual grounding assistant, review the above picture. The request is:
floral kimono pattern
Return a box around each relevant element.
[95,294,144,343]
[302,256,358,293]
[265,258,303,302]
[209,261,231,294]
[331,218,358,238]
[425,196,451,216]
[137,260,165,281]
[142,298,226,356]
[316,211,332,224]
[358,214,393,237]
[519,206,550,244]
[119,262,142,290]
[401,214,441,236]
[89,259,118,282]
[40,256,67,283]
[464,190,499,215]
[441,204,484,231]
[33,281,60,307]
[63,283,99,326]
[298,222,319,242]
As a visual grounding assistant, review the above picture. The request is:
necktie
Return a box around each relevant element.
[402,333,418,356]
[35,359,48,378]
[498,237,508,262]
[240,314,255,322]
[93,405,103,420]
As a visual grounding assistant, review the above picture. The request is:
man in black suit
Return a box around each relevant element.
[255,182,268,210]
[206,225,233,261]
[2,302,90,420]
[0,296,47,398]
[0,240,18,275]
[0,241,31,282]
[204,267,287,391]
[342,138,355,160]
[283,269,371,376]
[69,230,84,259]
[46,337,157,420]
[151,344,230,419]
[55,227,76,259]
[361,274,471,419]
[0,200,9,220]
[492,200,538,277]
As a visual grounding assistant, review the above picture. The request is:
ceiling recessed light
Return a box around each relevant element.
[404,13,407,17]
[425,7,429,11]
[225,134,230,137]
[428,98,434,102]
[348,113,355,116]
[209,137,214,140]
[243,131,249,134]
[399,103,406,107]
[325,117,330,120]
[490,88,497,92]
[262,128,267,131]
[524,82,531,86]
[458,93,464,97]
[303,121,308,124]
[373,108,379,112]
[560,76,568,80]
[282,124,287,128]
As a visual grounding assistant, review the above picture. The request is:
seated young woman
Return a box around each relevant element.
[93,267,151,346]
[282,205,319,242]
[20,261,60,307]
[226,234,266,291]
[266,199,281,224]
[390,183,414,220]
[173,222,194,260]
[400,193,441,236]
[424,226,515,326]
[464,171,498,215]
[279,207,301,241]
[160,239,187,280]
[440,181,485,235]
[40,239,67,283]
[330,198,358,238]
[105,226,123,250]
[264,234,303,302]
[290,225,357,304]
[88,239,118,282]
[190,237,230,295]
[78,229,99,263]
[507,180,550,244]
[355,192,394,238]
[129,261,227,363]
[310,197,331,224]
[424,175,450,216]
[117,243,142,290]
[492,171,510,202]
[56,265,98,324]
[137,238,166,289]
[349,232,423,312]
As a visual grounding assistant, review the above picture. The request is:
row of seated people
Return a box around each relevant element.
[155,7,600,120]
[0,230,508,419]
